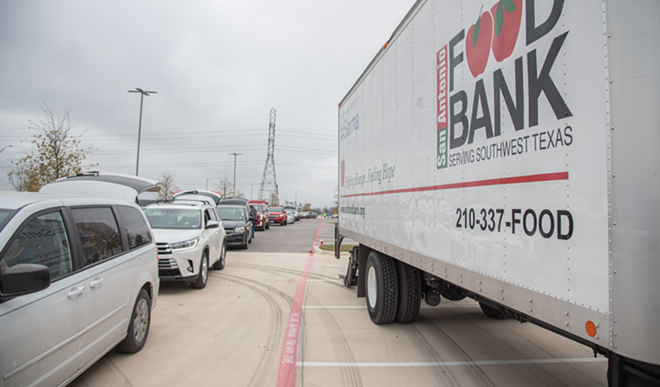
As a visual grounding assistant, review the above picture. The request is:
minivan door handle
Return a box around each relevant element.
[89,277,104,289]
[67,286,85,299]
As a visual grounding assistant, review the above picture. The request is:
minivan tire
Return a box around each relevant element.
[117,288,151,353]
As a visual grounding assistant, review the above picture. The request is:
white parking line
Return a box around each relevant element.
[303,305,479,309]
[298,357,608,367]
[308,279,342,282]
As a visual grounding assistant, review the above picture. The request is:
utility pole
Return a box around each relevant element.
[229,152,241,196]
[128,88,157,176]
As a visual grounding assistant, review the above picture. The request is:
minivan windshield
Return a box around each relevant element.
[144,208,202,229]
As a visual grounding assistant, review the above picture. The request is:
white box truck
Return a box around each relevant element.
[335,0,660,385]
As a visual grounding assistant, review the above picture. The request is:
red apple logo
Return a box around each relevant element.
[466,6,493,78]
[490,0,523,62]
[341,160,345,187]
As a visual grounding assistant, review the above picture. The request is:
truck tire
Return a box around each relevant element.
[395,261,421,323]
[365,251,398,324]
[479,301,508,319]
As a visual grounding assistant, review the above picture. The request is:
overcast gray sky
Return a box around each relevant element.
[0,0,415,208]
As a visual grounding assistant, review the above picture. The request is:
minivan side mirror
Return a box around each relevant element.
[0,264,51,300]
[206,220,220,229]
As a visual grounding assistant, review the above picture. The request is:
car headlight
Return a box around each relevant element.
[171,238,199,250]
[235,226,245,233]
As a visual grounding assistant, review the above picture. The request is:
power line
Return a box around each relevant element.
[275,146,336,155]
[276,161,336,171]
[278,129,336,139]
[94,145,266,155]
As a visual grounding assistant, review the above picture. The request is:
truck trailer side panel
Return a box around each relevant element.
[338,0,660,378]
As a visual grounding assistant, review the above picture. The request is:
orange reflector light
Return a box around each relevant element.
[585,320,598,337]
[383,42,389,49]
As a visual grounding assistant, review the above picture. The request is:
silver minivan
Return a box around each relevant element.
[0,192,159,386]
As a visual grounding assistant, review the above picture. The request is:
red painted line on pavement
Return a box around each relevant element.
[341,172,569,198]
[276,220,323,387]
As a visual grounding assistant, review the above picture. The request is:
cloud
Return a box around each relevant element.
[0,0,415,207]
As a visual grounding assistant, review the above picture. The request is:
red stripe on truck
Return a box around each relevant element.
[341,171,568,198]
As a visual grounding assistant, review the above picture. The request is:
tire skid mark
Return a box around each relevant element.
[211,272,288,387]
[156,280,260,386]
[70,356,133,387]
[232,262,339,282]
[302,294,363,387]
[402,323,461,387]
[414,315,498,387]
[458,312,580,387]
[230,259,363,386]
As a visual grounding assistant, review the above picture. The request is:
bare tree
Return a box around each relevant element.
[332,185,339,215]
[7,162,31,192]
[215,168,233,198]
[269,192,279,206]
[157,170,179,201]
[7,105,96,191]
[232,188,246,198]
[215,168,246,198]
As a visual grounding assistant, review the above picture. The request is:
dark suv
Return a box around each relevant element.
[216,205,252,249]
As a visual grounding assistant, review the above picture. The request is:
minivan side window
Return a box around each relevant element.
[116,206,152,249]
[71,207,122,266]
[0,211,73,280]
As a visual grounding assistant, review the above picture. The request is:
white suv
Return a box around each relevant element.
[0,192,159,387]
[143,202,227,288]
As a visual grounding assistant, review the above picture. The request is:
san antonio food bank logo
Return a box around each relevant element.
[436,0,571,169]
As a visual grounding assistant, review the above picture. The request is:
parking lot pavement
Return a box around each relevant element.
[72,230,607,386]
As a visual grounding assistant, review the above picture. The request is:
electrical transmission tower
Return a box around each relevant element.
[258,108,279,203]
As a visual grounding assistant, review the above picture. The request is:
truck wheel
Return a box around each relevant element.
[479,301,508,319]
[395,261,421,323]
[213,242,226,270]
[365,251,398,324]
[191,252,209,289]
[117,288,151,353]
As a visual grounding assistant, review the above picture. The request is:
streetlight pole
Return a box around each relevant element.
[128,88,157,176]
[229,152,242,196]
[0,145,13,154]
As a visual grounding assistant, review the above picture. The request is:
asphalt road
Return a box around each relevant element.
[246,218,329,253]
[70,218,607,387]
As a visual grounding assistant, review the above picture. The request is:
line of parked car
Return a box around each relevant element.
[0,171,321,387]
